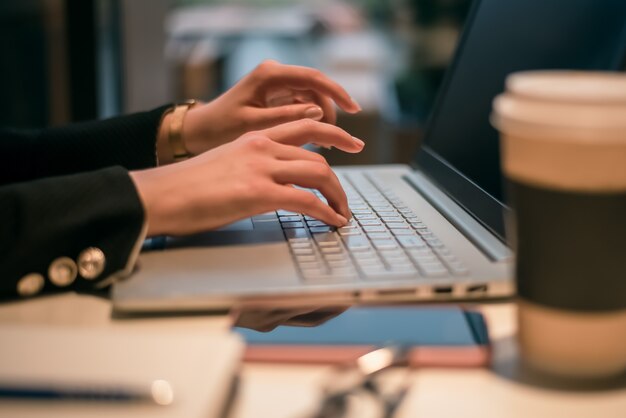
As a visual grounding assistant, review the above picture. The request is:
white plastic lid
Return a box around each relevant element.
[493,71,626,132]
[506,71,626,104]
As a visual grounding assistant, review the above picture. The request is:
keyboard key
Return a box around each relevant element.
[313,232,339,244]
[435,247,453,256]
[277,210,299,216]
[438,253,458,263]
[381,216,402,221]
[383,255,413,266]
[366,232,391,239]
[389,264,418,273]
[378,248,405,257]
[253,213,279,221]
[362,226,386,233]
[279,216,301,222]
[338,229,361,236]
[412,255,439,264]
[352,209,373,215]
[284,228,309,241]
[404,216,420,222]
[396,236,427,249]
[293,248,314,255]
[342,236,371,251]
[352,250,376,259]
[296,255,318,263]
[359,219,382,226]
[361,265,388,275]
[302,269,329,280]
[354,214,377,220]
[307,220,330,227]
[407,248,436,258]
[289,242,312,249]
[282,221,304,229]
[328,259,353,268]
[387,224,409,230]
[371,240,398,250]
[355,257,384,266]
[327,267,358,277]
[425,238,445,248]
[375,210,398,216]
[253,219,282,230]
[320,246,342,254]
[324,253,349,261]
[391,229,415,236]
[310,226,333,234]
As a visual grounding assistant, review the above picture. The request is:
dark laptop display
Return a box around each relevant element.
[414,0,626,241]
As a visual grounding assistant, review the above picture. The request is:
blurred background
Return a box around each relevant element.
[0,0,470,165]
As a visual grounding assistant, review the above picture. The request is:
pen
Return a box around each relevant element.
[0,379,174,405]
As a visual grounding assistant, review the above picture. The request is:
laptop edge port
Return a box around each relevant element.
[433,286,453,295]
[466,284,489,294]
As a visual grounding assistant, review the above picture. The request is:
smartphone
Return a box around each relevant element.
[232,306,490,367]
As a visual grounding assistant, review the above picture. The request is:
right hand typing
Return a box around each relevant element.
[130,120,364,237]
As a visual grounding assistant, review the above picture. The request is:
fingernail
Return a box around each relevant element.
[336,214,348,225]
[351,97,362,112]
[352,136,365,148]
[305,106,324,121]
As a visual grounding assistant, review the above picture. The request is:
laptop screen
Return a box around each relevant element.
[414,0,626,241]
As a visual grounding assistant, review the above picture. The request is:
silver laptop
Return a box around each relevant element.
[112,0,626,313]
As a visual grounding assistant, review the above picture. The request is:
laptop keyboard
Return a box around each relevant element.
[278,174,469,282]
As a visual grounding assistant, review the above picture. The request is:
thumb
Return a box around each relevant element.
[257,104,324,126]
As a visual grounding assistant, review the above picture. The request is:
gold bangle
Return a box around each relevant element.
[168,99,199,162]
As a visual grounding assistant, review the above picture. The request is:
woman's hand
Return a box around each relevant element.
[157,60,361,163]
[131,120,363,237]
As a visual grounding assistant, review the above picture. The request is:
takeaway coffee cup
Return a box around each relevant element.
[492,71,626,378]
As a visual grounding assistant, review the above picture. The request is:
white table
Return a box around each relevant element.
[0,294,624,418]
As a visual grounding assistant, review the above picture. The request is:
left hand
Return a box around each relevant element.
[175,60,361,159]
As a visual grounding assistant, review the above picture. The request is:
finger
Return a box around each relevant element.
[271,160,350,219]
[307,90,337,125]
[262,88,332,122]
[250,103,325,128]
[254,62,361,113]
[270,142,329,164]
[261,119,365,153]
[269,185,347,227]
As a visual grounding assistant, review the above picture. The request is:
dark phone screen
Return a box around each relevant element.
[234,307,486,347]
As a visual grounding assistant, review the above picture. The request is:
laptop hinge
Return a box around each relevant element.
[404,171,512,262]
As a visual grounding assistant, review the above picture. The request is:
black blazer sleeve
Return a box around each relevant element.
[0,105,170,186]
[0,106,171,300]
[0,167,145,299]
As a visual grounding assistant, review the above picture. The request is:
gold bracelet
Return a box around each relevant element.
[168,99,199,162]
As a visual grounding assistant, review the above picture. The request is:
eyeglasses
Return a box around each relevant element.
[307,346,413,418]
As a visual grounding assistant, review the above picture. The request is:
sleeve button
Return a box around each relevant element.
[17,273,45,297]
[77,247,106,280]
[48,257,78,287]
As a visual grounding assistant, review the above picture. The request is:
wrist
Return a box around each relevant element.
[156,111,174,165]
[181,105,207,156]
[129,168,177,237]
[156,100,201,165]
